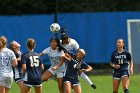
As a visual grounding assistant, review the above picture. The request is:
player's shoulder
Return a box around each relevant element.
[70,38,77,42]
[123,50,131,55]
[4,48,15,54]
[111,49,118,55]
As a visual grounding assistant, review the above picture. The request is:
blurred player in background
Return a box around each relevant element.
[40,37,65,93]
[21,38,44,93]
[60,29,96,89]
[9,41,23,93]
[63,49,92,93]
[110,39,133,93]
[0,36,17,93]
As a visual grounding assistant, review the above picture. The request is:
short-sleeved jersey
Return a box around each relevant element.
[0,48,16,77]
[110,50,132,71]
[60,38,79,52]
[64,59,88,79]
[42,47,65,71]
[21,51,42,83]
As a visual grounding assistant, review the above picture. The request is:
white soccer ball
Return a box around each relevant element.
[50,23,60,33]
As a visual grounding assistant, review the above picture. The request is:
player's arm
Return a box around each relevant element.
[21,54,27,74]
[11,52,18,67]
[52,56,64,71]
[129,60,133,75]
[39,52,44,57]
[127,52,133,75]
[22,64,26,74]
[64,53,72,62]
[12,58,18,67]
[82,65,93,72]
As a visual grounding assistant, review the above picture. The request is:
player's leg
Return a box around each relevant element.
[63,82,72,93]
[113,71,121,93]
[34,86,42,93]
[42,70,54,82]
[5,77,13,93]
[5,88,10,93]
[0,86,5,93]
[17,81,23,92]
[113,79,121,93]
[21,84,31,93]
[121,71,129,93]
[57,78,64,93]
[73,85,82,93]
[79,70,96,89]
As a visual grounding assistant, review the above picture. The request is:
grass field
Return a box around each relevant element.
[10,74,140,93]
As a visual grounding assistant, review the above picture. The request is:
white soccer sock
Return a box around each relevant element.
[80,72,93,85]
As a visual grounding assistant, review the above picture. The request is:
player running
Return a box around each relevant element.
[110,39,133,93]
[60,30,96,89]
[0,36,17,93]
[40,37,65,93]
[63,49,92,93]
[21,38,44,93]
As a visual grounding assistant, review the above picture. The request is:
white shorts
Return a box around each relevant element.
[0,76,13,88]
[48,68,64,78]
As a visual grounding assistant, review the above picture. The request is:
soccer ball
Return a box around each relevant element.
[50,23,60,33]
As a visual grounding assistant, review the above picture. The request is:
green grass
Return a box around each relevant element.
[10,74,140,93]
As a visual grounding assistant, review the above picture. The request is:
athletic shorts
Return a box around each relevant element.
[63,77,80,86]
[113,70,129,80]
[24,81,42,88]
[48,67,64,78]
[0,76,13,88]
[13,68,23,83]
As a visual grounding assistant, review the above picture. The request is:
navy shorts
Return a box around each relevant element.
[113,70,129,80]
[24,81,42,87]
[63,77,80,86]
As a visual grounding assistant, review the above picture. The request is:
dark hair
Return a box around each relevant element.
[27,38,36,50]
[50,37,66,52]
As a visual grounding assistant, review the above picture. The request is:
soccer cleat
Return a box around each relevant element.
[91,84,96,89]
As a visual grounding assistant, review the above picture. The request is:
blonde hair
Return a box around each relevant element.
[0,36,7,48]
[0,40,3,50]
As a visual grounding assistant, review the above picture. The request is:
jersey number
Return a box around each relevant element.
[118,59,123,64]
[29,56,39,67]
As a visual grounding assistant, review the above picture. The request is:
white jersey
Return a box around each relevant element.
[0,48,16,77]
[43,47,65,71]
[61,38,79,52]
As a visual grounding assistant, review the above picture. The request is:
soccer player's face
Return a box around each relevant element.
[76,51,84,59]
[50,40,58,49]
[116,39,124,49]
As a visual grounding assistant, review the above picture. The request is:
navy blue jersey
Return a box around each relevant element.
[13,51,22,80]
[110,50,132,71]
[64,59,88,79]
[21,51,43,84]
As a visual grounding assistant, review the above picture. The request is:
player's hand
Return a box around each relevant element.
[52,67,57,71]
[114,65,120,69]
[81,69,87,72]
[130,68,133,75]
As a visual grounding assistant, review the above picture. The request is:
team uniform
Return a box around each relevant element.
[42,47,65,78]
[60,38,79,53]
[13,51,22,83]
[21,51,43,87]
[110,50,132,79]
[0,48,16,88]
[63,59,88,86]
